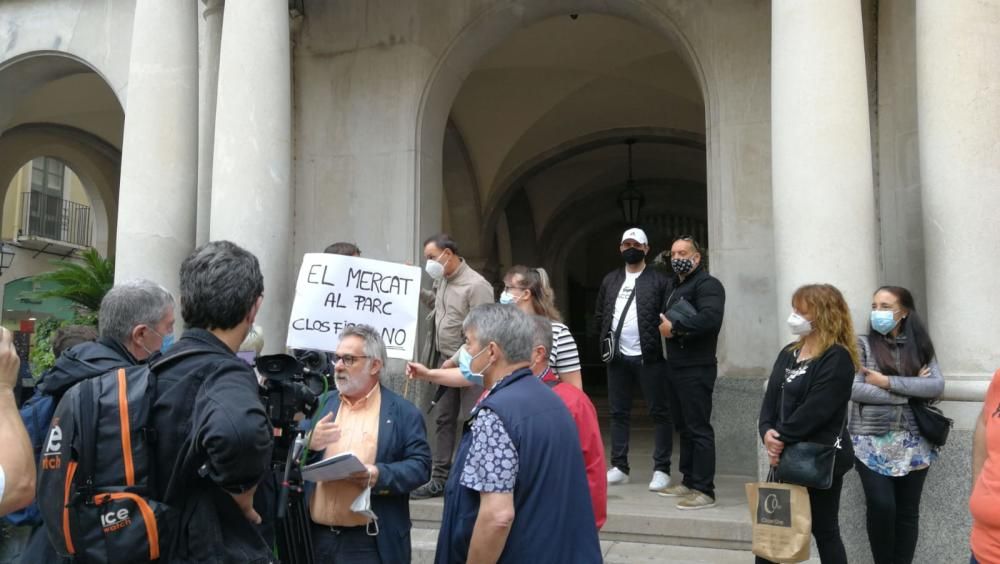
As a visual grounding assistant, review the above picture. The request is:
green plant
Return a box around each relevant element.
[29,312,99,377]
[32,248,114,312]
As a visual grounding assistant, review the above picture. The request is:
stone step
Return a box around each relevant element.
[411,474,758,551]
[410,527,822,563]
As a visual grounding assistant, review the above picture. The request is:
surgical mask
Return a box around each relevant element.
[671,258,694,275]
[458,346,491,386]
[787,312,812,336]
[350,483,379,536]
[425,253,448,281]
[622,248,645,265]
[142,328,175,355]
[499,291,516,305]
[870,310,898,335]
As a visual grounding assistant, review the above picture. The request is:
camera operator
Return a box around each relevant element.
[151,241,274,563]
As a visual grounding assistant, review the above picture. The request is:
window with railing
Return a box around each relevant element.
[19,192,92,247]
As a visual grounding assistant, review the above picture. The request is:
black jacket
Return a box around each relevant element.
[151,329,274,564]
[38,337,137,397]
[758,344,855,476]
[662,265,725,367]
[594,265,670,363]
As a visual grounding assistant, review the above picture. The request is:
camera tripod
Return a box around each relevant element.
[274,432,313,564]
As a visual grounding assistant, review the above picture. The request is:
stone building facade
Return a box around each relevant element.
[1,1,997,561]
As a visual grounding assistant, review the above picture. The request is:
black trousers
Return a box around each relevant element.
[312,523,381,564]
[855,460,929,564]
[606,355,672,475]
[664,363,717,497]
[757,474,847,564]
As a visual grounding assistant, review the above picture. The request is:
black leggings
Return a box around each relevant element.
[855,460,929,564]
[756,474,847,564]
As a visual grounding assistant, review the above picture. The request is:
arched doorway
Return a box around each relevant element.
[430,14,708,393]
[0,52,124,308]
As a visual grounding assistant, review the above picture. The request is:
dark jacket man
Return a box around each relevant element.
[304,384,431,563]
[662,264,726,367]
[151,329,274,563]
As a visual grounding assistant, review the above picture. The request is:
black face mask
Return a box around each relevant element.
[622,248,646,265]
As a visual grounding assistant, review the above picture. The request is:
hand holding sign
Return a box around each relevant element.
[286,254,422,359]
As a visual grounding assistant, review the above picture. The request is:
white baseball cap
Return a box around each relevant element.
[620,228,648,246]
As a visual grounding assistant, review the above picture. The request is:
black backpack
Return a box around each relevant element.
[36,350,210,563]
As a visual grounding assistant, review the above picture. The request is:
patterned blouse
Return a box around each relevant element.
[459,408,519,493]
[853,431,937,477]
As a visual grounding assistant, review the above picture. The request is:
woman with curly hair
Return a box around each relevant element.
[757,284,859,564]
[851,286,943,564]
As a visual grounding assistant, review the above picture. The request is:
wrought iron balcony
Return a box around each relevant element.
[18,192,92,248]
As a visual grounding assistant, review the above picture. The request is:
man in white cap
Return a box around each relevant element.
[593,227,674,493]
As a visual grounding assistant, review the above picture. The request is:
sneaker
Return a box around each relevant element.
[648,470,670,491]
[606,467,630,485]
[411,479,445,500]
[676,491,716,510]
[656,484,693,497]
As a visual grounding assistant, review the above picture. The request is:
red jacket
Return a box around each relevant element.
[541,369,608,529]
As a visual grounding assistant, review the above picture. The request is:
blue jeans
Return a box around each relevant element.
[971,554,979,564]
[312,523,381,563]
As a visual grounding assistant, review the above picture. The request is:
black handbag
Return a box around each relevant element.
[601,288,635,363]
[666,296,698,324]
[909,399,952,446]
[774,381,847,490]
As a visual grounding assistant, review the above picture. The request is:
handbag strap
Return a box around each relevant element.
[612,286,637,344]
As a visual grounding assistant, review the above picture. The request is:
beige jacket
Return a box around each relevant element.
[421,259,494,357]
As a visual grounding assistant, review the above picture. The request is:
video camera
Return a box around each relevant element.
[254,349,330,453]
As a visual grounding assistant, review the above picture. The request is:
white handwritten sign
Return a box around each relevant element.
[286,253,421,359]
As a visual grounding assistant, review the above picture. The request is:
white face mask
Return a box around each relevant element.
[425,253,448,281]
[350,483,379,536]
[787,312,813,336]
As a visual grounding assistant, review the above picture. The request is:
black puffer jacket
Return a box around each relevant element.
[594,266,670,363]
[663,265,725,367]
[151,329,274,564]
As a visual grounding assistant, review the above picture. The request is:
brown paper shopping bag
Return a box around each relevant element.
[745,478,812,563]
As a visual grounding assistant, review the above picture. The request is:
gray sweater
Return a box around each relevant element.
[849,335,944,436]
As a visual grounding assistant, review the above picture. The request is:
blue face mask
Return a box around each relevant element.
[499,291,516,305]
[870,310,898,336]
[159,332,175,353]
[458,345,490,386]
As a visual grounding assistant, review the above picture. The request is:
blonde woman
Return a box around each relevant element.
[499,265,583,389]
[757,284,859,564]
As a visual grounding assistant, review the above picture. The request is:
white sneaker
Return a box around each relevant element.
[607,467,630,485]
[648,470,670,491]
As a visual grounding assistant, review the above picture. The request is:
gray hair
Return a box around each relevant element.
[339,324,387,373]
[462,304,534,363]
[239,324,264,354]
[99,279,174,343]
[530,315,553,355]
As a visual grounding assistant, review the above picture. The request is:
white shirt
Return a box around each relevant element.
[611,269,642,356]
[0,464,5,506]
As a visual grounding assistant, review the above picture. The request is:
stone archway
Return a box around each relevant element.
[0,124,120,256]
[413,0,715,260]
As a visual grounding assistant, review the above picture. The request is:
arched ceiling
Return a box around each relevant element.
[449,13,704,206]
[0,56,123,149]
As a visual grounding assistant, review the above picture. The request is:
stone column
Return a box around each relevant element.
[917,1,1000,377]
[196,0,224,245]
[115,0,199,296]
[210,0,292,353]
[770,0,878,337]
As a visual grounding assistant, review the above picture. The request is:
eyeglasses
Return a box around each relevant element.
[331,354,370,367]
[503,285,527,292]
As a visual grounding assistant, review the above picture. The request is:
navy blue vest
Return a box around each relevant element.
[435,368,602,564]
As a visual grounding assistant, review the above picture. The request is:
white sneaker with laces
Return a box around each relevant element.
[648,470,670,491]
[607,467,630,485]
